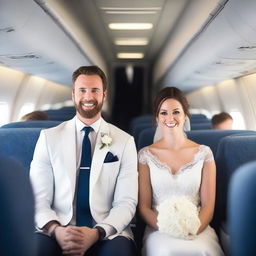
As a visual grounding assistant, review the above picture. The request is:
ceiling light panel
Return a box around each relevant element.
[115,38,148,45]
[117,52,144,59]
[109,23,153,30]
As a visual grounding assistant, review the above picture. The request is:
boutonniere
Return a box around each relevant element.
[100,133,112,149]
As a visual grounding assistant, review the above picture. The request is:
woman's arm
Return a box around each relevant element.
[198,160,216,234]
[138,162,158,230]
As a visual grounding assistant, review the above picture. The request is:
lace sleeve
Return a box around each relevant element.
[203,145,214,162]
[138,147,148,164]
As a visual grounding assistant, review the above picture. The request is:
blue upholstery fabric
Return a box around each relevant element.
[228,161,256,256]
[190,114,209,122]
[1,120,62,128]
[133,123,155,148]
[190,122,212,130]
[0,156,35,256]
[129,115,154,134]
[44,107,76,121]
[215,135,256,230]
[0,128,41,172]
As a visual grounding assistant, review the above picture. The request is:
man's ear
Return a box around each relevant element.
[72,89,75,102]
[103,90,107,101]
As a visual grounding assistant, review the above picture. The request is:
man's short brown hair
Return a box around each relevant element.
[72,66,107,91]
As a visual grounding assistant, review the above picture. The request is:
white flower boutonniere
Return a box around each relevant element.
[100,133,112,149]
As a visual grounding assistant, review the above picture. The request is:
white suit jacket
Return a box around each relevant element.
[30,117,138,239]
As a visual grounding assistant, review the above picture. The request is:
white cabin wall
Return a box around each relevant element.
[0,66,26,125]
[0,66,72,125]
[187,73,256,130]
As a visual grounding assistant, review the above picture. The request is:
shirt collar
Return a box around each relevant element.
[75,116,102,134]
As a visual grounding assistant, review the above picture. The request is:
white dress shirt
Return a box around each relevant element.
[71,116,115,237]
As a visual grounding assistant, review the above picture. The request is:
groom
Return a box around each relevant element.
[30,66,138,256]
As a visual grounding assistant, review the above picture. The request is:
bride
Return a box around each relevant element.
[138,87,224,256]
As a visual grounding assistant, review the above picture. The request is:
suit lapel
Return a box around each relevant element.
[90,119,109,198]
[60,118,77,197]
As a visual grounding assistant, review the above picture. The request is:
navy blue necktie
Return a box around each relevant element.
[76,126,93,227]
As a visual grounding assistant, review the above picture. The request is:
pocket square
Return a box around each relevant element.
[104,152,119,163]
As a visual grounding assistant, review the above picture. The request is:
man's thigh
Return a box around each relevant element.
[35,232,62,256]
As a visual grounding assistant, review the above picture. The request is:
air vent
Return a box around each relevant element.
[0,27,15,33]
[7,54,40,60]
[238,46,256,50]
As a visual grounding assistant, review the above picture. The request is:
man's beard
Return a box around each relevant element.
[75,99,104,119]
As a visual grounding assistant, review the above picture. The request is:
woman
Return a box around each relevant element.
[138,87,224,256]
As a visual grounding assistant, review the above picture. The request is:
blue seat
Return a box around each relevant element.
[190,122,212,130]
[44,108,75,121]
[129,115,154,134]
[0,128,41,172]
[133,123,155,148]
[228,161,256,256]
[215,135,256,232]
[190,114,209,123]
[0,156,36,256]
[1,120,62,128]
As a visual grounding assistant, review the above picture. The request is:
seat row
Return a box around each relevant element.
[0,126,256,255]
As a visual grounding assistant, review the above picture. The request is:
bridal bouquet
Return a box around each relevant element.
[157,196,201,239]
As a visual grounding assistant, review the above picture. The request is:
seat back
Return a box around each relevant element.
[228,161,256,256]
[0,156,36,256]
[214,135,256,229]
[190,122,212,130]
[0,128,41,172]
[1,120,62,128]
[129,115,154,134]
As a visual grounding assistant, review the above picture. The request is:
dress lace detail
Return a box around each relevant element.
[138,145,214,175]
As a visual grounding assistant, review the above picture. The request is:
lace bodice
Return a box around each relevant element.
[138,145,214,208]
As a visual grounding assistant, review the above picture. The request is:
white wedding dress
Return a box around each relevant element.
[139,145,225,256]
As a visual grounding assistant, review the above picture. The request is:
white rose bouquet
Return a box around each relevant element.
[157,196,201,240]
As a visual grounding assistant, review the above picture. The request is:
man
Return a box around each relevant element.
[30,66,138,256]
[211,112,233,130]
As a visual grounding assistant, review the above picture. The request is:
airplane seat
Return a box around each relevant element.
[0,156,36,256]
[44,109,75,121]
[0,128,41,172]
[133,123,156,149]
[214,135,256,254]
[228,161,256,256]
[1,120,62,128]
[129,115,154,134]
[137,127,156,151]
[190,122,212,130]
[190,114,209,122]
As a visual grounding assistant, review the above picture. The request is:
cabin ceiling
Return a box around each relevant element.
[1,0,256,92]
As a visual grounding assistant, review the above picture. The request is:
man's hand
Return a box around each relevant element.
[56,226,99,256]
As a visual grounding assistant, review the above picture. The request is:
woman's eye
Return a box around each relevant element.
[173,110,180,115]
[160,111,167,115]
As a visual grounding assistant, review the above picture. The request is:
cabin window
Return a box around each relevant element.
[0,102,9,126]
[18,103,35,120]
[230,111,245,130]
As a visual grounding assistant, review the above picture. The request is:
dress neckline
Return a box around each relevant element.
[145,145,203,176]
